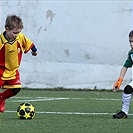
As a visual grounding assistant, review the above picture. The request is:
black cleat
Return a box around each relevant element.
[113,111,127,119]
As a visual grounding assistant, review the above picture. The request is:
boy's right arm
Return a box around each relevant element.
[112,66,128,92]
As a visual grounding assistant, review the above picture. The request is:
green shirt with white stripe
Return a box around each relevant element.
[124,49,133,68]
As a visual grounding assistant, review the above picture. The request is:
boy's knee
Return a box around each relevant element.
[124,85,133,94]
[11,88,21,95]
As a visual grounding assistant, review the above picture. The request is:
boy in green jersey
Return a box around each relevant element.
[112,30,133,119]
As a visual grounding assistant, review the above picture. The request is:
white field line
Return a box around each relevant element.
[89,98,122,101]
[13,96,122,100]
[7,97,123,103]
[7,97,84,102]
[4,110,133,115]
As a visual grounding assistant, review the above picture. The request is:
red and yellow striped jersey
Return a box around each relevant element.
[0,32,34,80]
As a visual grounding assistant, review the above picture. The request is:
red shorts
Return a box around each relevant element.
[0,74,21,89]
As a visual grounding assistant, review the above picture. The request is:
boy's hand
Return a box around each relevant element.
[31,45,37,56]
[31,52,37,56]
[112,78,123,92]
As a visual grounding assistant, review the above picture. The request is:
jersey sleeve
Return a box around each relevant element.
[18,33,34,53]
[123,52,133,68]
[23,36,34,53]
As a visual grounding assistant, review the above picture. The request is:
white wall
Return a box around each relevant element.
[0,1,133,89]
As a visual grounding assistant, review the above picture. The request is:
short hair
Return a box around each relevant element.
[5,15,24,30]
[129,30,133,38]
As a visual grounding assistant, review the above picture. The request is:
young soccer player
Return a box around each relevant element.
[112,30,133,118]
[0,15,37,112]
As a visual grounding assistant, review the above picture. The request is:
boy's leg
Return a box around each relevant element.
[122,85,132,115]
[122,81,133,114]
[0,88,21,112]
[0,88,21,100]
[113,84,133,118]
[0,80,6,113]
[0,73,22,112]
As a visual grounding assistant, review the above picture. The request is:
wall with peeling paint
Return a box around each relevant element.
[0,1,132,89]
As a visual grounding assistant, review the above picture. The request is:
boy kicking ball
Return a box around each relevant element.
[0,15,37,112]
[112,30,133,119]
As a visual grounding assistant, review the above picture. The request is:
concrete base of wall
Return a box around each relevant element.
[20,61,131,90]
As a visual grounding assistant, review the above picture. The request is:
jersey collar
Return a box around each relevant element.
[1,32,19,45]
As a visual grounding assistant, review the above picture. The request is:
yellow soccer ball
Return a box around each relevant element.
[17,102,35,119]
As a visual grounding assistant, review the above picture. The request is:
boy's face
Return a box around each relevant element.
[129,37,133,49]
[5,27,22,42]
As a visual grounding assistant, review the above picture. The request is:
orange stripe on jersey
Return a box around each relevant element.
[0,44,5,67]
[0,46,5,77]
[17,41,22,65]
[24,43,34,53]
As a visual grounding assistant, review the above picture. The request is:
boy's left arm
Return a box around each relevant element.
[31,45,37,56]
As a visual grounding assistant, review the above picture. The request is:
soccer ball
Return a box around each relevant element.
[17,102,35,119]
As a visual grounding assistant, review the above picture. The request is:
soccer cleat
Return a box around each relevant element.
[113,111,127,119]
[0,99,5,113]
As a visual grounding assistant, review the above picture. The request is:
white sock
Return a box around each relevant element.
[122,92,132,115]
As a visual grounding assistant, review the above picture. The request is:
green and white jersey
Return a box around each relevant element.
[124,49,133,68]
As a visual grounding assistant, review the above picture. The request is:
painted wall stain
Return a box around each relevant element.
[85,53,91,60]
[64,49,70,57]
[46,9,56,25]
[38,26,42,34]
